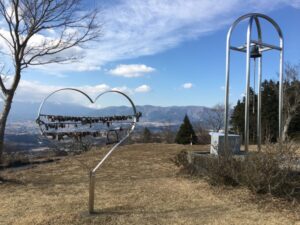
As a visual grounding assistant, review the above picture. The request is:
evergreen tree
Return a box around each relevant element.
[175,115,198,144]
[288,110,300,138]
[143,127,152,143]
[231,64,300,142]
[231,81,280,143]
[230,88,257,143]
[261,80,279,142]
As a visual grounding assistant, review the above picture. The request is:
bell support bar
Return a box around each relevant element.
[230,40,282,53]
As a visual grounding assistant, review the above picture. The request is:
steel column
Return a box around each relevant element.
[244,17,254,152]
[257,56,262,151]
[279,40,284,141]
[224,29,231,151]
[89,171,95,213]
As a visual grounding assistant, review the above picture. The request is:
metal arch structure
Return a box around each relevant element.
[36,88,141,213]
[224,13,284,152]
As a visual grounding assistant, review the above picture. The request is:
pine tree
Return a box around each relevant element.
[175,115,198,144]
[230,88,257,143]
[261,80,279,142]
[231,81,279,143]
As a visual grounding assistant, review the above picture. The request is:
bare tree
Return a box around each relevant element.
[205,104,225,132]
[161,122,176,144]
[0,0,101,160]
[193,121,210,144]
[282,63,300,141]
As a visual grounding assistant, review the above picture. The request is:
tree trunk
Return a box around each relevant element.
[282,113,293,141]
[0,93,14,162]
[0,67,20,162]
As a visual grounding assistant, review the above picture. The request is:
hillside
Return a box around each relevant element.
[0,144,299,225]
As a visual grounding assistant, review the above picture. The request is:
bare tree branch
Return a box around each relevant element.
[282,62,300,140]
[0,0,102,160]
[205,104,225,132]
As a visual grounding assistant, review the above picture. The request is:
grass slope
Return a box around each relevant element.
[0,143,299,225]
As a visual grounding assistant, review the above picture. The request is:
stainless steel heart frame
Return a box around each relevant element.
[36,88,141,213]
[224,13,284,152]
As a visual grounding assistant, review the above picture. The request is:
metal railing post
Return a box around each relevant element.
[89,171,95,213]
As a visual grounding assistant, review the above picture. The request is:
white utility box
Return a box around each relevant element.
[209,132,240,155]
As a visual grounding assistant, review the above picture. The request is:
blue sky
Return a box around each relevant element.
[4,0,300,107]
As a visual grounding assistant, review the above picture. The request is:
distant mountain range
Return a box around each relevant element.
[2,101,218,152]
[5,101,214,126]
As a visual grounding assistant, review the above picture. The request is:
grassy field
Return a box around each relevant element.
[0,143,299,225]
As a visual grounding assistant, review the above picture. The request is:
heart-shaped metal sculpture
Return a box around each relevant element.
[36,88,141,213]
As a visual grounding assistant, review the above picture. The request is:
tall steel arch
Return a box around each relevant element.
[224,13,284,152]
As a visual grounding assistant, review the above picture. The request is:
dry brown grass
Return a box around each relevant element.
[0,143,299,225]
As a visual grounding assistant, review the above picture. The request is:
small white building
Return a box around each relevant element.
[209,132,240,155]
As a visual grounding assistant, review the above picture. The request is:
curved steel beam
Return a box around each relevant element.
[37,88,94,116]
[226,13,283,43]
[94,90,138,121]
[36,88,94,134]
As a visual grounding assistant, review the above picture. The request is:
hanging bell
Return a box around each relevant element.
[250,45,261,58]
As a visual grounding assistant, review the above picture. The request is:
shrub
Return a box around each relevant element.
[241,142,300,197]
[176,141,300,200]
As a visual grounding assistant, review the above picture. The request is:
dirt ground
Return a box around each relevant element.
[0,143,299,225]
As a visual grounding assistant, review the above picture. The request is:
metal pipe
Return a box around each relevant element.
[230,46,246,52]
[89,171,95,213]
[88,90,138,213]
[279,39,284,141]
[257,56,262,151]
[92,124,135,173]
[254,17,262,151]
[244,17,254,152]
[224,27,232,151]
[250,40,281,51]
[36,88,94,135]
[94,90,138,118]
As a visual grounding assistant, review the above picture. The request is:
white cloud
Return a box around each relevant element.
[182,83,193,89]
[134,85,151,93]
[0,0,299,73]
[112,86,133,95]
[5,78,149,103]
[109,64,155,78]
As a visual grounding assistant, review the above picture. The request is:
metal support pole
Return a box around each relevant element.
[257,56,262,151]
[224,30,231,151]
[89,171,95,213]
[244,17,253,152]
[279,44,284,141]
